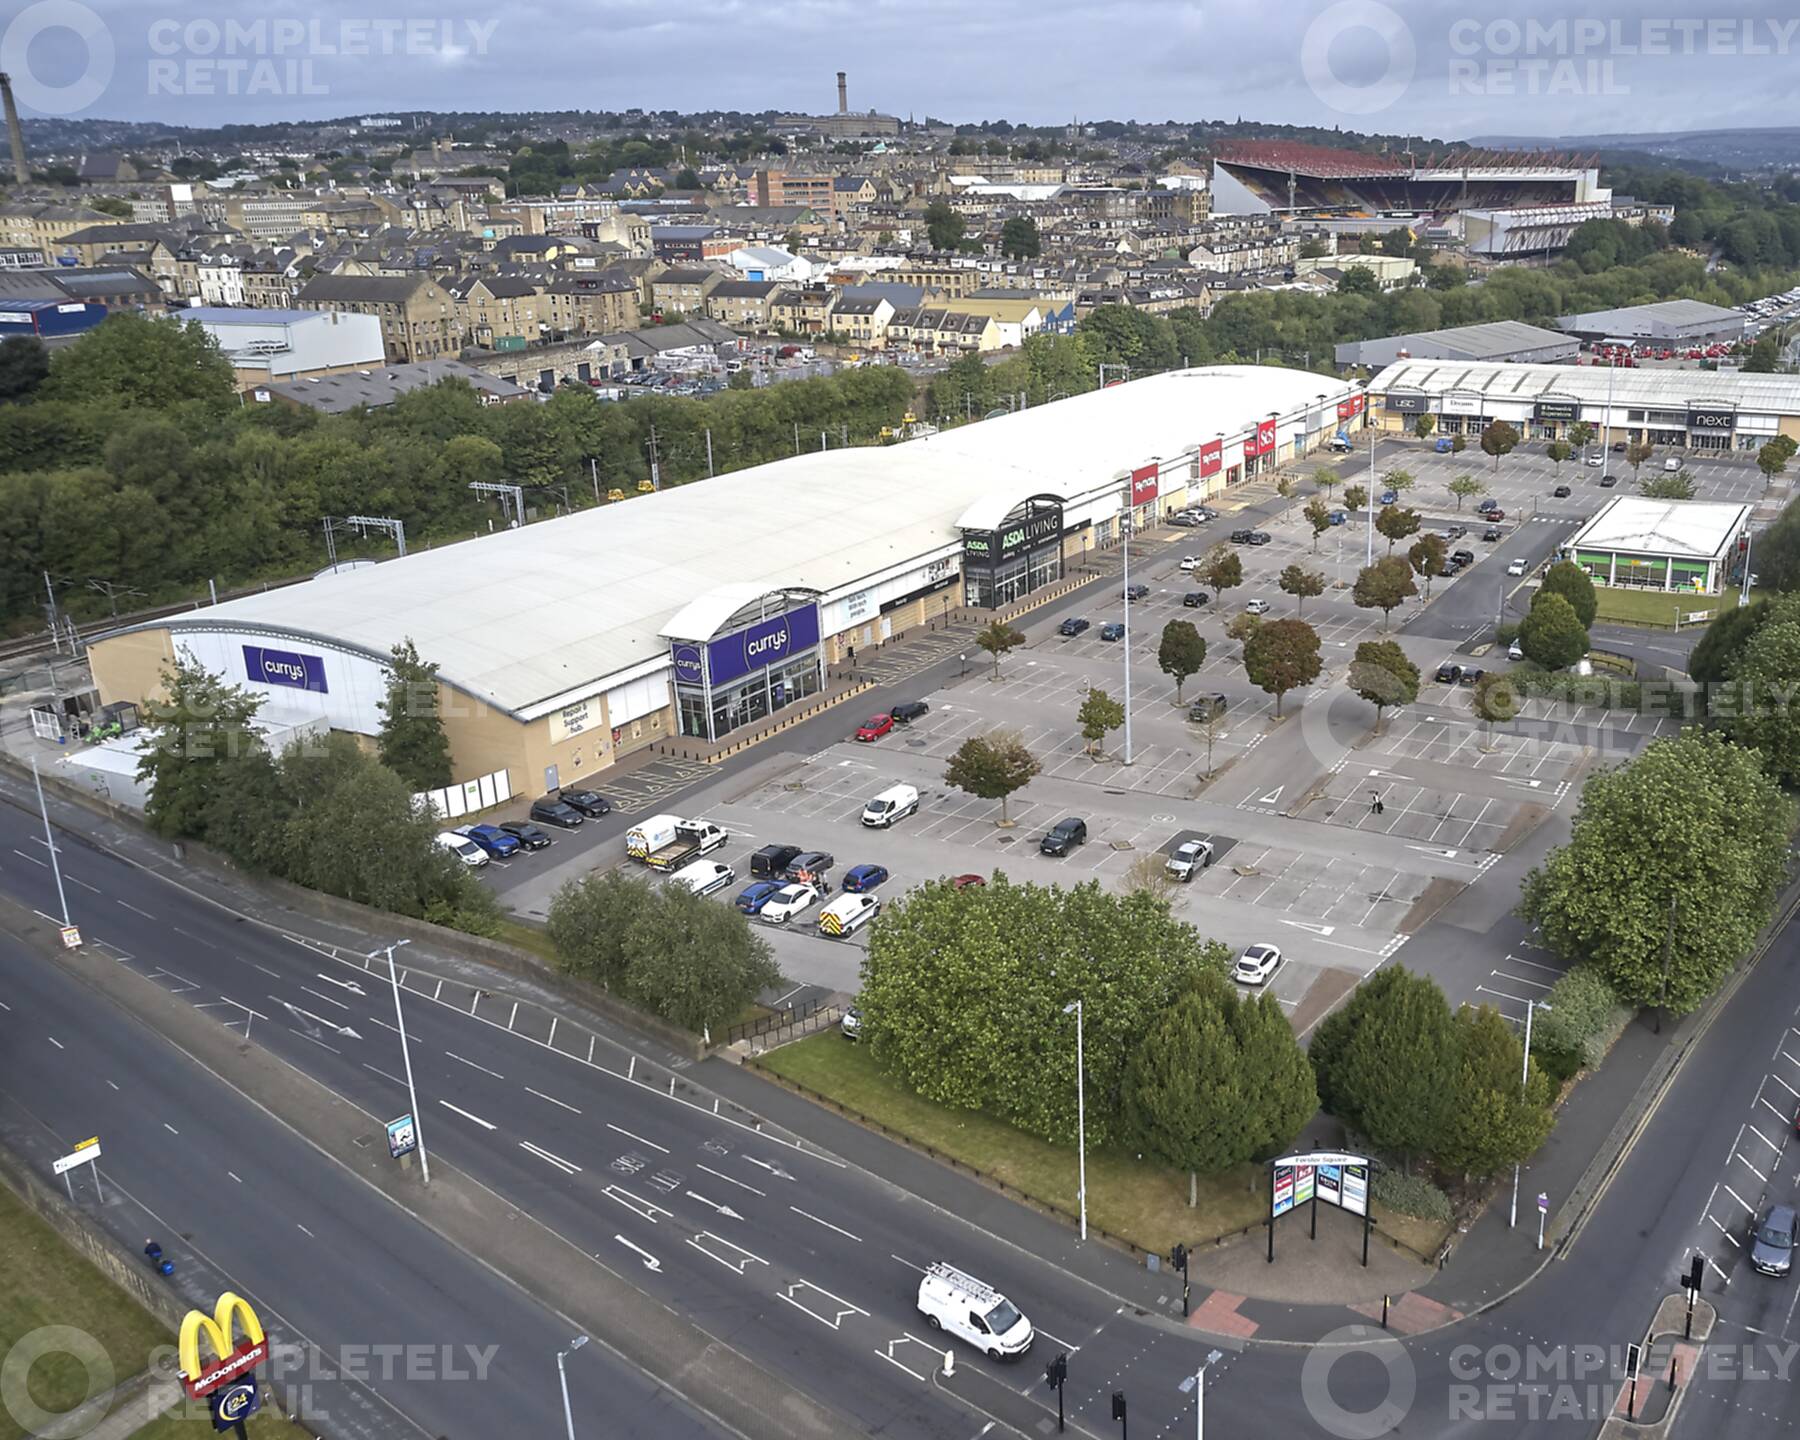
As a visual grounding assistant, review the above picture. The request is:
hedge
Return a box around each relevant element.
[1372,1169,1453,1223]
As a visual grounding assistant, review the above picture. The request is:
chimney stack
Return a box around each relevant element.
[837,71,848,115]
[0,74,28,187]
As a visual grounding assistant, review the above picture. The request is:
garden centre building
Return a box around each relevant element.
[88,365,1366,799]
[1367,359,1800,453]
[1561,496,1752,594]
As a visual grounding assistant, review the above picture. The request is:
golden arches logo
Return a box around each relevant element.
[178,1292,267,1397]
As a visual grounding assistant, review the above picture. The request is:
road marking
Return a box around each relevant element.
[790,1206,863,1242]
[299,986,351,1011]
[1747,1123,1783,1154]
[438,1100,496,1131]
[601,1185,671,1224]
[252,964,280,979]
[890,1253,925,1273]
[1736,1154,1770,1183]
[1036,1328,1083,1353]
[69,876,100,893]
[875,1347,928,1382]
[313,972,366,996]
[614,1236,662,1273]
[686,1231,768,1274]
[1724,1184,1756,1215]
[163,1123,179,1134]
[777,1280,869,1330]
[606,1122,668,1154]
[296,1223,315,1238]
[362,1063,405,1086]
[12,848,44,866]
[1770,1072,1800,1101]
[46,1036,64,1050]
[519,1140,581,1176]
[227,1172,242,1184]
[447,1051,505,1080]
[743,1155,794,1181]
[366,1016,400,1035]
[116,900,155,919]
[696,1163,764,1196]
[685,1191,744,1220]
[525,1087,581,1114]
[105,1080,117,1090]
[171,926,218,949]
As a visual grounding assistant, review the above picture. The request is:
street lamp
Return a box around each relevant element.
[1064,1000,1087,1241]
[1509,999,1551,1229]
[369,939,429,1184]
[29,754,71,930]
[557,1334,588,1440]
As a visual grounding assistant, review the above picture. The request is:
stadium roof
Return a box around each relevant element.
[1568,496,1750,560]
[117,366,1353,720]
[1212,141,1410,177]
[1368,358,1800,413]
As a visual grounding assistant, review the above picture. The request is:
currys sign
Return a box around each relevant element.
[705,604,820,687]
[672,643,704,687]
[243,645,327,693]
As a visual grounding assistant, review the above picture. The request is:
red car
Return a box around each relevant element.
[854,713,894,742]
[952,874,986,890]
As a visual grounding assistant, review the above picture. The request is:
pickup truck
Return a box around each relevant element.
[625,813,730,871]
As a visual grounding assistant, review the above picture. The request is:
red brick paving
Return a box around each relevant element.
[1189,1290,1259,1339]
[1349,1290,1465,1335]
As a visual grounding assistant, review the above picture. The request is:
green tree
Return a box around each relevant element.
[1521,730,1792,1012]
[1413,414,1437,440]
[622,883,779,1039]
[137,650,267,838]
[924,199,966,252]
[1313,465,1340,498]
[42,313,235,413]
[1310,965,1457,1164]
[944,730,1040,825]
[1000,216,1042,260]
[1759,441,1791,481]
[1197,543,1243,601]
[200,745,293,875]
[1338,266,1379,296]
[1757,501,1800,593]
[1123,978,1254,1192]
[1545,439,1572,482]
[376,639,454,790]
[1470,670,1522,749]
[974,619,1026,680]
[1303,496,1333,549]
[1278,563,1325,615]
[0,336,49,403]
[1447,476,1483,511]
[1343,483,1368,512]
[1744,332,1781,372]
[1352,556,1418,630]
[1451,435,1468,455]
[1567,421,1594,452]
[1375,503,1421,554]
[1519,591,1589,670]
[1721,593,1800,782]
[1625,441,1654,479]
[1480,419,1519,473]
[1408,533,1447,598]
[548,869,655,991]
[1231,988,1319,1160]
[674,166,701,190]
[1640,470,1696,499]
[1157,619,1207,702]
[1347,638,1420,732]
[1077,686,1126,757]
[1691,598,1768,685]
[1242,616,1322,717]
[1383,468,1416,497]
[1538,559,1598,628]
[1436,1006,1555,1180]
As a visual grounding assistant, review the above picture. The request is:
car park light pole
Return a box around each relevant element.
[1366,428,1377,569]
[1121,483,1134,765]
[29,754,71,931]
[371,938,429,1185]
[1509,998,1550,1229]
[1064,1000,1087,1240]
[557,1334,587,1440]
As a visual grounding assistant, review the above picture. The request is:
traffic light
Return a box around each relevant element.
[1171,1243,1188,1274]
[1685,1254,1704,1293]
[1112,1392,1128,1421]
[1045,1353,1067,1390]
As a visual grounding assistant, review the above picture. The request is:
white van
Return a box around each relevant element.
[916,1262,1033,1359]
[435,831,488,868]
[669,859,735,897]
[817,892,880,938]
[861,784,920,828]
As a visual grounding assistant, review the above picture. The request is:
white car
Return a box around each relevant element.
[1166,839,1215,882]
[1234,943,1283,986]
[1506,558,1528,577]
[1584,453,1604,466]
[670,859,736,897]
[1664,457,1682,472]
[435,831,488,868]
[1179,555,1198,571]
[1244,598,1271,615]
[759,882,820,923]
[1508,639,1525,661]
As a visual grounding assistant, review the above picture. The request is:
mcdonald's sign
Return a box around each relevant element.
[179,1292,268,1398]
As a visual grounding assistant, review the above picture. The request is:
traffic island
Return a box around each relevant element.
[1593,1290,1715,1439]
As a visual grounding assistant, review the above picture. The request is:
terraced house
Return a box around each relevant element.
[294,273,460,363]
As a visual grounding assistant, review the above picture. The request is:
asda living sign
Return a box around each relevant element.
[963,506,1063,566]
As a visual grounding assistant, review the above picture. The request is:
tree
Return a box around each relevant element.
[1196,543,1242,601]
[548,869,656,991]
[376,639,453,791]
[199,745,292,875]
[1470,670,1522,749]
[1480,419,1519,472]
[0,336,49,402]
[1353,556,1417,630]
[944,730,1040,825]
[924,199,966,252]
[1000,216,1042,260]
[1313,465,1340,498]
[1347,639,1419,732]
[1545,440,1572,481]
[1744,332,1781,373]
[1225,610,1262,646]
[1640,470,1696,499]
[1276,473,1296,500]
[1343,483,1368,513]
[1451,435,1468,455]
[1383,468,1416,497]
[1691,598,1768,685]
[42,313,235,413]
[1077,686,1126,757]
[1408,533,1447,597]
[1124,852,1177,907]
[137,650,267,838]
[1308,965,1457,1165]
[1759,441,1791,482]
[1539,559,1598,628]
[1231,988,1319,1160]
[1720,593,1800,782]
[1375,503,1421,554]
[674,166,701,190]
[1520,730,1792,1012]
[1278,563,1325,615]
[1567,421,1594,452]
[1436,1006,1555,1180]
[1447,476,1483,511]
[1625,441,1654,479]
[1413,414,1437,440]
[1519,591,1589,670]
[1242,617,1321,717]
[1303,497,1333,550]
[1338,266,1380,296]
[1157,619,1206,702]
[974,619,1026,680]
[1758,500,1800,593]
[623,883,780,1039]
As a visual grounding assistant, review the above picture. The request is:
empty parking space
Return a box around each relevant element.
[1297,764,1517,851]
[1375,715,1587,788]
[1197,840,1430,932]
[1471,948,1569,1023]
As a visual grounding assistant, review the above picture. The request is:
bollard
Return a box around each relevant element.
[1381,1294,1389,1330]
[943,1349,955,1377]
[1669,1352,1678,1393]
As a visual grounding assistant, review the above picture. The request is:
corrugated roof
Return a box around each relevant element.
[1368,358,1800,412]
[1555,298,1742,332]
[1568,496,1750,559]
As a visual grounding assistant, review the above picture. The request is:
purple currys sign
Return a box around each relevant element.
[704,604,820,687]
[243,645,328,693]
[672,644,703,686]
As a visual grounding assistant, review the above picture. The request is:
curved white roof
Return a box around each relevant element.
[111,366,1353,718]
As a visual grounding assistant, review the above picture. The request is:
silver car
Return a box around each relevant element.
[1750,1204,1797,1276]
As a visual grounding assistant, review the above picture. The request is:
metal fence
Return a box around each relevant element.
[726,998,837,1045]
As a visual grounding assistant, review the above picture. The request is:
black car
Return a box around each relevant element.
[1482,526,1502,542]
[1122,583,1149,601]
[1182,591,1209,608]
[1599,474,1618,487]
[529,797,585,829]
[1040,817,1088,856]
[1451,549,1475,567]
[1059,617,1091,636]
[1475,499,1499,515]
[1438,558,1459,577]
[751,843,802,878]
[1246,531,1273,545]
[558,787,611,818]
[1458,667,1485,687]
[1552,485,1572,498]
[891,701,930,723]
[1435,662,1463,684]
[1611,440,1627,452]
[1229,528,1255,544]
[498,821,553,851]
[783,850,836,882]
[1188,694,1228,722]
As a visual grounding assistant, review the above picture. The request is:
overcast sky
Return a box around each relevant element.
[4,0,1796,139]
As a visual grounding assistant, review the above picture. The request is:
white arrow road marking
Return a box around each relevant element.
[1279,920,1336,936]
[313,973,367,995]
[437,1100,495,1131]
[778,1280,869,1331]
[875,1334,940,1382]
[519,1141,581,1175]
[614,1236,662,1273]
[1405,845,1462,859]
[743,1156,794,1181]
[686,1191,744,1220]
[696,1163,764,1196]
[602,1185,671,1224]
[276,999,361,1039]
[687,1231,768,1274]
[1505,779,1543,790]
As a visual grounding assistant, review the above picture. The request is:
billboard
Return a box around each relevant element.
[242,645,328,694]
[672,643,703,687]
[1244,417,1278,457]
[1534,399,1580,423]
[1197,439,1223,477]
[1384,392,1428,414]
[1129,464,1159,506]
[1687,407,1735,433]
[964,506,1063,566]
[1441,392,1485,418]
[1271,1150,1369,1220]
[704,603,821,688]
[1337,394,1365,419]
[179,1293,268,1398]
[1272,1162,1295,1218]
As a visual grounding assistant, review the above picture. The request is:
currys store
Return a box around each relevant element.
[665,590,825,742]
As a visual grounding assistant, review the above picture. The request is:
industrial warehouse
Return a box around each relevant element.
[87,366,1366,797]
[1368,360,1800,452]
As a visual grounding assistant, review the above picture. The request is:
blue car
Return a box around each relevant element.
[1378,489,1398,506]
[735,881,784,915]
[1328,509,1347,526]
[456,823,521,860]
[843,864,889,893]
[1434,437,1455,453]
[1100,622,1126,641]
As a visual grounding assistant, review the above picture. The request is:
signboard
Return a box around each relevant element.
[1341,1163,1369,1217]
[964,507,1063,567]
[844,588,872,622]
[671,643,703,687]
[1129,463,1159,506]
[1293,1162,1316,1206]
[386,1114,417,1159]
[179,1293,268,1398]
[548,697,596,744]
[1534,399,1580,423]
[1687,407,1736,433]
[1243,417,1278,457]
[1383,391,1429,414]
[703,603,821,688]
[210,1379,261,1431]
[52,1141,101,1175]
[242,645,328,694]
[1197,439,1223,477]
[60,925,81,949]
[1272,1150,1369,1219]
[1336,394,1365,419]
[1271,1162,1295,1218]
[1441,392,1485,418]
[1316,1161,1342,1208]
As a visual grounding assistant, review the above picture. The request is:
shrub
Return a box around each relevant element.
[1373,1169,1452,1223]
[1495,621,1520,645]
[1533,964,1634,1070]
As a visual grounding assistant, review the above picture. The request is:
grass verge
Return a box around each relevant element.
[755,1031,1266,1255]
[129,1407,314,1438]
[1591,586,1735,628]
[492,917,557,964]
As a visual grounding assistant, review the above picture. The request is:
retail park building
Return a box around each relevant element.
[89,366,1365,798]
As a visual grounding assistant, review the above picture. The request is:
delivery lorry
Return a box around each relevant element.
[624,813,729,871]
